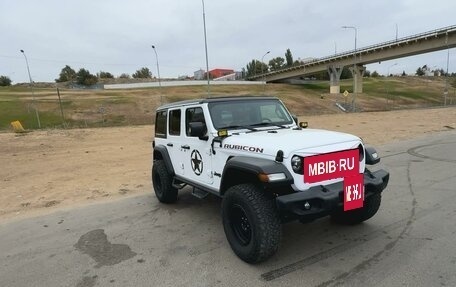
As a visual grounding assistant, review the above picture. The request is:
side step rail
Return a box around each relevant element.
[191,188,209,199]
[172,179,187,190]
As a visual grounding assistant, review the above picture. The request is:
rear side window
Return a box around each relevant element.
[155,110,167,138]
[169,109,181,136]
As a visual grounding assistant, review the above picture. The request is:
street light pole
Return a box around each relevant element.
[261,51,270,93]
[342,26,357,110]
[151,45,162,104]
[201,0,210,97]
[395,23,398,41]
[20,49,41,129]
[151,45,162,89]
[387,63,398,77]
[444,46,450,106]
[342,26,357,62]
[261,51,270,78]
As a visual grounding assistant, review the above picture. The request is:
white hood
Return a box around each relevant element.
[220,128,361,158]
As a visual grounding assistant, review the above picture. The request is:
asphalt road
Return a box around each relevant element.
[1,130,456,287]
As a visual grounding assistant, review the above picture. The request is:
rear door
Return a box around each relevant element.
[166,108,185,175]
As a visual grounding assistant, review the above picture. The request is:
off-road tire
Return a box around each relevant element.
[222,183,281,263]
[152,160,178,203]
[331,193,382,225]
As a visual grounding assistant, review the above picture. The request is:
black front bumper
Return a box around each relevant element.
[276,169,389,222]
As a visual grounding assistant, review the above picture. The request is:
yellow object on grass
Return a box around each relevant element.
[10,121,25,133]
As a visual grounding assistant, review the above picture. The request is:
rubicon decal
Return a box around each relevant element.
[223,144,264,153]
[304,149,359,183]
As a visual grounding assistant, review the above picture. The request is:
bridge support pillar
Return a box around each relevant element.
[327,65,343,94]
[349,65,366,93]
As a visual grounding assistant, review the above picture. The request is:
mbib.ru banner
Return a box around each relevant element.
[304,149,360,183]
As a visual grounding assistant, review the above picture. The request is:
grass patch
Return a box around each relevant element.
[0,100,65,129]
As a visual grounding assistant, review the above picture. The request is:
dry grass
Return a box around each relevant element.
[1,76,455,130]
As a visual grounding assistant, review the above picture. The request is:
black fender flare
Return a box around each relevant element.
[220,156,293,195]
[153,145,175,175]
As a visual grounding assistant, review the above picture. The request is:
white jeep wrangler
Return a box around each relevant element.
[152,96,389,263]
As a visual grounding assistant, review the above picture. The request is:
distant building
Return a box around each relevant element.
[194,69,205,80]
[208,68,234,79]
[194,68,237,80]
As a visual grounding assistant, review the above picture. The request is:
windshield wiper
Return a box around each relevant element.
[220,125,256,131]
[250,122,289,129]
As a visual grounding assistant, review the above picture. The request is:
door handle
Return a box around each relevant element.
[167,143,173,147]
[181,145,190,150]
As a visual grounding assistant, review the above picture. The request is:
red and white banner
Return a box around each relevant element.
[343,173,364,211]
[304,149,359,183]
[303,149,364,211]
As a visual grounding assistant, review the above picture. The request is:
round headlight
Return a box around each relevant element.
[291,155,303,173]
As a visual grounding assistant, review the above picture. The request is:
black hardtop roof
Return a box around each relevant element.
[156,95,280,110]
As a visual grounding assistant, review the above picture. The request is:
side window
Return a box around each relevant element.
[168,109,181,136]
[155,110,167,138]
[186,107,206,136]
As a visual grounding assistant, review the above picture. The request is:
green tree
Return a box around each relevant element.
[246,59,268,77]
[132,67,152,79]
[98,71,114,79]
[312,70,329,80]
[285,48,293,67]
[76,68,98,86]
[340,66,352,79]
[416,67,425,76]
[268,57,285,72]
[371,71,380,77]
[56,65,76,82]
[0,75,12,86]
[119,73,130,79]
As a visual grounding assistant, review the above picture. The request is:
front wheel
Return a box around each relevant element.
[222,184,281,263]
[331,193,382,225]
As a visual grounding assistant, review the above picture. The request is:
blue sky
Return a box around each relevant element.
[1,0,455,83]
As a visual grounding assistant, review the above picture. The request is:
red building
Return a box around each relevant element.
[207,68,234,79]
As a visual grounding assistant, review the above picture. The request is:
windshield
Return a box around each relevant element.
[208,99,294,130]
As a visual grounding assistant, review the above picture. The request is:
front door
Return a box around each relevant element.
[181,106,213,185]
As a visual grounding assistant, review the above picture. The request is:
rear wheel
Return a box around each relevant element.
[222,184,281,263]
[152,160,178,203]
[331,193,382,225]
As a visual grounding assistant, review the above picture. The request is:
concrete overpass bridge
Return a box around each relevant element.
[249,25,456,94]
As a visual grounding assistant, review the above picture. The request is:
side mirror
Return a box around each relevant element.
[299,121,308,128]
[365,147,380,165]
[189,122,208,140]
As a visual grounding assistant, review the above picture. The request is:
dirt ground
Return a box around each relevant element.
[1,107,455,221]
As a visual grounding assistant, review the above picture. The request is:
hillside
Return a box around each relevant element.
[0,76,454,130]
